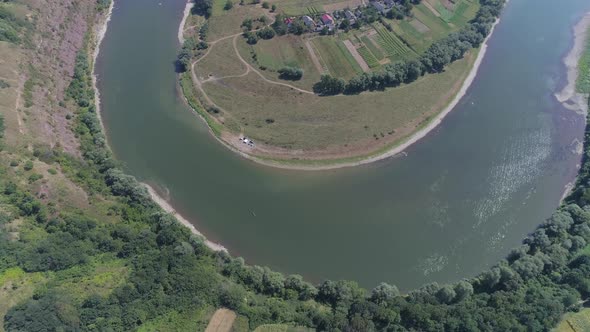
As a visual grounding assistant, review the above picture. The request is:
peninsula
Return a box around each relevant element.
[179,0,504,169]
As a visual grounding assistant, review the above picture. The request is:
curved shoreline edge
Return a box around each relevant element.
[555,12,590,115]
[91,0,226,252]
[180,6,504,171]
[558,12,590,203]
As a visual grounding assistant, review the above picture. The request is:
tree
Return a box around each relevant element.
[262,1,270,8]
[224,0,233,10]
[256,26,275,40]
[271,4,277,11]
[241,18,253,31]
[313,75,345,96]
[278,66,303,80]
[370,283,400,306]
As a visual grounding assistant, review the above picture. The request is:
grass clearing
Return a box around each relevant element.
[0,41,22,148]
[195,38,247,80]
[201,51,475,153]
[248,35,322,89]
[207,2,267,41]
[205,308,237,332]
[554,309,590,332]
[0,269,47,332]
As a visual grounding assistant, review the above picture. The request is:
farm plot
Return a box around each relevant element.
[360,35,384,60]
[311,36,363,79]
[372,25,415,60]
[357,46,380,68]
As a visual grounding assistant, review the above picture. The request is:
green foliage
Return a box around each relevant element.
[313,75,345,95]
[318,0,504,95]
[224,0,233,10]
[0,79,10,89]
[192,0,214,18]
[256,27,275,40]
[96,0,111,11]
[0,5,22,44]
[277,66,303,80]
[577,32,590,93]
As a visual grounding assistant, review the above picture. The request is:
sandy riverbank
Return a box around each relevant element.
[555,12,590,115]
[91,1,227,253]
[145,184,228,252]
[91,0,114,137]
[178,0,193,44]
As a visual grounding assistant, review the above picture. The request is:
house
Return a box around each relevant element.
[384,0,395,8]
[320,13,334,25]
[302,15,315,27]
[284,17,294,26]
[345,10,356,21]
[372,1,386,13]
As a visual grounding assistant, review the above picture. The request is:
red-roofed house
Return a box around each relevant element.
[321,14,334,25]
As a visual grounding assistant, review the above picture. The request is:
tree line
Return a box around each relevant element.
[314,0,505,95]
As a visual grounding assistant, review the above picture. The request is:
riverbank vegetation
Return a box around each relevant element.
[578,30,590,93]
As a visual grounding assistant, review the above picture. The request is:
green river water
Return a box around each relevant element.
[96,0,590,290]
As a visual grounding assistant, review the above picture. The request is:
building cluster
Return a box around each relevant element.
[283,0,403,33]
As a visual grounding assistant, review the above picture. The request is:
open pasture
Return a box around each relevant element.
[200,52,475,153]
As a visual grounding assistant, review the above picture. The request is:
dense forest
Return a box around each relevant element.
[2,0,590,331]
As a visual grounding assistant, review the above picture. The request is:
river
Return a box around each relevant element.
[96,0,590,290]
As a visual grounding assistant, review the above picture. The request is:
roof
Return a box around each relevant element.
[321,14,334,23]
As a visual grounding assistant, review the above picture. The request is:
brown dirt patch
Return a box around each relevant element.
[205,309,237,332]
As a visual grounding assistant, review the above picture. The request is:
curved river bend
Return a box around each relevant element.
[96,0,590,290]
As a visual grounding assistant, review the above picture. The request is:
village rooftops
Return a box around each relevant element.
[302,15,315,27]
[320,14,334,25]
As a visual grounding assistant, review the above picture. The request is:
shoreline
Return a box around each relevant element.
[91,1,226,253]
[91,0,114,139]
[181,14,504,171]
[145,184,228,252]
[558,12,590,203]
[178,0,193,45]
[555,12,590,115]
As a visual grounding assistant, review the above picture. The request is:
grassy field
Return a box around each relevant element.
[249,35,323,89]
[577,30,590,94]
[554,309,590,332]
[201,51,475,152]
[270,0,355,16]
[311,36,363,79]
[195,38,248,80]
[207,0,268,41]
